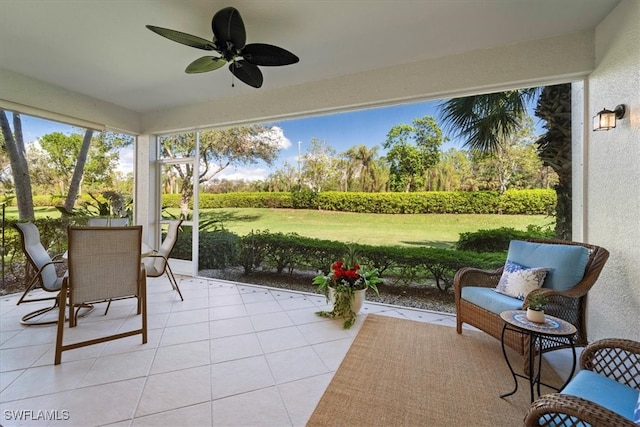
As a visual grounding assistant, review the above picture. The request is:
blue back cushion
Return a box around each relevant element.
[507,240,589,292]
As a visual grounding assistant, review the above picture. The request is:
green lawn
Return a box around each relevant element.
[7,206,553,249]
[200,208,553,248]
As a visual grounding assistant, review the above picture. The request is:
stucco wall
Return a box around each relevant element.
[586,0,640,341]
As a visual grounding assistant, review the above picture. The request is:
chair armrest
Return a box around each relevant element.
[32,258,66,276]
[580,338,640,388]
[524,393,636,427]
[144,253,167,261]
[454,266,502,291]
[52,253,66,262]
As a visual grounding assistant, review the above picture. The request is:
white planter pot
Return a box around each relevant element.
[329,288,366,314]
[526,308,545,323]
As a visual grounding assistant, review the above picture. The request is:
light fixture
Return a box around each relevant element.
[593,104,626,131]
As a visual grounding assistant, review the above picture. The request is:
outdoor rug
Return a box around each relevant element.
[307,314,563,427]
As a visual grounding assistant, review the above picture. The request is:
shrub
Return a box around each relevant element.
[173,189,556,215]
[199,230,240,269]
[456,225,554,252]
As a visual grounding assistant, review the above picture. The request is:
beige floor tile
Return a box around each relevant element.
[211,356,274,399]
[312,337,354,371]
[50,378,145,426]
[131,401,212,426]
[210,387,290,427]
[0,344,51,372]
[159,322,209,347]
[0,391,69,427]
[249,311,294,332]
[208,304,247,321]
[244,300,283,316]
[209,293,245,307]
[0,359,94,402]
[210,333,263,364]
[136,366,211,417]
[78,349,156,387]
[295,319,352,345]
[209,316,254,339]
[278,373,334,426]
[256,326,308,354]
[265,346,329,384]
[150,341,210,375]
[165,308,209,327]
[276,295,317,311]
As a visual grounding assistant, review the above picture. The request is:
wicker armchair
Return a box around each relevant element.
[524,338,640,426]
[455,239,609,370]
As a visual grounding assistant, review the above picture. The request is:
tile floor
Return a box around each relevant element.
[0,275,574,426]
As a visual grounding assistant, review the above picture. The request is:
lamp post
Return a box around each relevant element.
[297,141,302,190]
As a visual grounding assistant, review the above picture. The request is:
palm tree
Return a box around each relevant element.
[439,84,572,239]
[345,145,379,192]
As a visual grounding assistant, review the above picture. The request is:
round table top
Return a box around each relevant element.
[500,310,577,336]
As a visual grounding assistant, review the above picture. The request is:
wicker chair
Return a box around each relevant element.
[55,226,147,364]
[454,239,609,370]
[524,338,640,426]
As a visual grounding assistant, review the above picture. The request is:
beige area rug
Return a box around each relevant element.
[307,314,563,427]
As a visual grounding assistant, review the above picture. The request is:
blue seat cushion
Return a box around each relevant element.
[506,240,589,292]
[561,370,639,421]
[461,287,523,315]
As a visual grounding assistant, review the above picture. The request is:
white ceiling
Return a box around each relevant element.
[0,0,621,114]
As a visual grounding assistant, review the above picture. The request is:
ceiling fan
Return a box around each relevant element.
[146,6,299,88]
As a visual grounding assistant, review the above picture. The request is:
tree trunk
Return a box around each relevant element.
[0,110,35,220]
[63,130,93,214]
[535,84,572,240]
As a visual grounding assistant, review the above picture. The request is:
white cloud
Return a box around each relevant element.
[117,146,134,174]
[260,125,291,150]
[216,166,270,181]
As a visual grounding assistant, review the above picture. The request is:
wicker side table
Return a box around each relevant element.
[499,310,578,403]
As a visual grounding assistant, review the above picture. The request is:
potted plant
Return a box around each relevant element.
[526,292,549,323]
[313,259,381,329]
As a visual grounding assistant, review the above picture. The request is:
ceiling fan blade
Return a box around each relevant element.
[146,25,215,51]
[229,60,263,88]
[212,7,246,50]
[242,43,299,66]
[185,56,226,74]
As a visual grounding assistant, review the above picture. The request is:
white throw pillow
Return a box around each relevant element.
[494,260,549,300]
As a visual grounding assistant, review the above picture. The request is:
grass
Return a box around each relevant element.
[200,208,554,248]
[6,206,553,248]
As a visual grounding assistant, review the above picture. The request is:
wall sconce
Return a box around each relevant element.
[593,104,626,131]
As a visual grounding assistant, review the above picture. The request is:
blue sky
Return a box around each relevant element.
[15,97,540,181]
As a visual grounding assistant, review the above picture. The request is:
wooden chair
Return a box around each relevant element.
[55,225,147,364]
[143,220,184,300]
[14,222,66,325]
[524,338,640,426]
[454,238,609,371]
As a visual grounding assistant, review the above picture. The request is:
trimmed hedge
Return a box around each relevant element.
[159,189,556,215]
[456,225,555,252]
[12,190,554,216]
